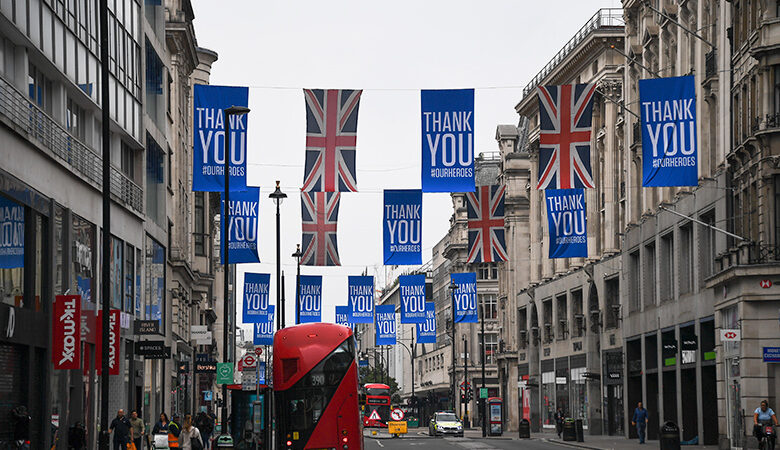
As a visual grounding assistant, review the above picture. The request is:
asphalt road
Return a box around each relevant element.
[363,435,568,450]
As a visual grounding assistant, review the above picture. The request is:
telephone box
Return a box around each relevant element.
[488,397,503,436]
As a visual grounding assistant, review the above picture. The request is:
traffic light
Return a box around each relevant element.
[460,393,466,403]
[467,389,473,402]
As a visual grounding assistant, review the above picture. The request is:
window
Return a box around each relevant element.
[571,289,583,338]
[629,250,640,312]
[110,237,123,310]
[71,214,94,304]
[28,63,52,113]
[167,147,172,188]
[479,334,498,365]
[542,371,555,427]
[699,211,716,280]
[605,277,620,329]
[121,141,135,181]
[145,235,165,328]
[518,307,528,349]
[543,299,553,343]
[643,242,656,307]
[66,98,85,140]
[556,294,567,339]
[194,192,206,256]
[776,177,780,254]
[0,195,25,307]
[124,243,134,313]
[659,233,674,302]
[146,134,165,225]
[680,224,694,295]
[479,293,497,320]
[476,263,497,280]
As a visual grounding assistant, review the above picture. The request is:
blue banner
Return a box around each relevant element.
[545,189,587,259]
[400,274,427,324]
[383,190,422,265]
[220,187,260,264]
[451,272,477,323]
[253,305,275,346]
[348,276,374,323]
[421,89,475,192]
[375,304,396,346]
[298,275,322,323]
[639,75,698,187]
[416,302,436,344]
[335,305,352,329]
[0,196,24,269]
[193,85,249,192]
[243,273,270,323]
[257,361,266,385]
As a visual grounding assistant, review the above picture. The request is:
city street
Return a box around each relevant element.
[364,436,563,450]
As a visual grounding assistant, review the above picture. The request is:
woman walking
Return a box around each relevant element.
[180,414,203,450]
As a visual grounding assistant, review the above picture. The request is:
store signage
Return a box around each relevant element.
[53,295,81,370]
[763,347,780,363]
[96,309,121,375]
[217,362,234,385]
[720,329,741,342]
[134,320,161,335]
[191,325,211,344]
[135,341,170,359]
[240,353,257,371]
[555,377,567,385]
[195,353,217,373]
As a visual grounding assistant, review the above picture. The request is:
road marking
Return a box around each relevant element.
[376,440,384,448]
[449,440,496,449]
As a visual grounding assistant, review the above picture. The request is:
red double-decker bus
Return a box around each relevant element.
[274,323,363,450]
[363,383,391,427]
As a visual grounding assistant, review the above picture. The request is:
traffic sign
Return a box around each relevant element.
[254,346,263,356]
[480,388,488,399]
[390,408,405,421]
[388,421,408,435]
[368,410,381,421]
[241,354,257,371]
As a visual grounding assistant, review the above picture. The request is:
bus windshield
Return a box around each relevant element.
[366,388,390,397]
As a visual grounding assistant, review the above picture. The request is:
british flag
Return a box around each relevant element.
[466,185,508,263]
[302,89,362,192]
[301,191,341,266]
[536,84,596,190]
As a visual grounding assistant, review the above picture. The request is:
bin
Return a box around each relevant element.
[562,418,577,441]
[518,419,530,439]
[575,419,584,442]
[659,421,681,450]
[407,417,419,428]
[215,433,234,449]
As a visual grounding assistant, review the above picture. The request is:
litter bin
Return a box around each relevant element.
[660,421,681,450]
[562,418,577,441]
[518,419,530,439]
[575,419,584,442]
[215,433,234,449]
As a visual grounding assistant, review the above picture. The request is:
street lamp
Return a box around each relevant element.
[480,293,487,436]
[462,334,470,428]
[269,181,287,330]
[447,280,459,412]
[396,339,416,416]
[292,244,303,325]
[221,105,250,434]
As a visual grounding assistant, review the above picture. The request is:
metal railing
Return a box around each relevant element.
[705,49,717,79]
[522,8,624,100]
[0,75,143,213]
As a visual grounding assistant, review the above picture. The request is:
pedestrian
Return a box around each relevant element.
[68,422,86,450]
[168,414,182,449]
[631,401,649,444]
[152,412,170,435]
[109,409,131,450]
[11,405,31,449]
[180,414,203,450]
[129,410,144,450]
[194,411,214,449]
[554,407,565,438]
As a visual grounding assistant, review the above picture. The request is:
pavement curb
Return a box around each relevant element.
[540,438,605,450]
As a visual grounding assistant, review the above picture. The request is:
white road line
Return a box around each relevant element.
[376,440,384,447]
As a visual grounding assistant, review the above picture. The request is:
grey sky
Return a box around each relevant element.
[190,0,620,336]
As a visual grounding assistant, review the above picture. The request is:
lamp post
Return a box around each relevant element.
[292,244,302,325]
[480,295,487,436]
[448,281,459,411]
[463,334,470,428]
[396,339,416,415]
[221,105,250,434]
[269,181,287,330]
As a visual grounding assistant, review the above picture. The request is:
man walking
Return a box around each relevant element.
[632,401,648,444]
[109,409,131,450]
[129,410,145,450]
[554,407,565,438]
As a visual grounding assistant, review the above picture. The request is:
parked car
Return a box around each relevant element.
[429,411,464,437]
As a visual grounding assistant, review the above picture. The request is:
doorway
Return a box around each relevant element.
[605,384,624,436]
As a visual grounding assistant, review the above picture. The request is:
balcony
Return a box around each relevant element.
[0,75,143,214]
[705,49,717,79]
[521,8,624,100]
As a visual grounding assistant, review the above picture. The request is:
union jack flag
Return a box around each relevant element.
[302,89,362,192]
[466,185,508,263]
[301,191,341,266]
[537,84,596,190]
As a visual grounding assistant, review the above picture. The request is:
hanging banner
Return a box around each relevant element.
[301,192,341,266]
[466,185,508,263]
[193,85,249,192]
[375,304,396,346]
[242,273,270,323]
[416,302,437,344]
[298,275,323,323]
[639,75,698,187]
[257,361,266,385]
[96,309,121,375]
[0,196,24,269]
[421,89,475,192]
[253,305,275,346]
[536,84,595,189]
[545,188,587,259]
[383,190,422,265]
[220,187,260,264]
[53,295,81,370]
[335,305,352,329]
[451,273,477,324]
[399,274,426,324]
[302,89,362,192]
[348,275,374,323]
